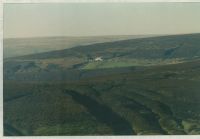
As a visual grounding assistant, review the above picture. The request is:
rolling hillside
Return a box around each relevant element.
[4,33,200,135]
[4,59,200,135]
[4,33,200,74]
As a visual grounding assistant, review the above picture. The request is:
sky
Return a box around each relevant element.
[4,3,200,38]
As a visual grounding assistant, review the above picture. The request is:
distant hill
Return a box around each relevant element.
[4,33,200,75]
[14,33,200,60]
[4,35,157,58]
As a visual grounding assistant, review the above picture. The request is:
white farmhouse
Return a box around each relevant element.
[94,57,103,61]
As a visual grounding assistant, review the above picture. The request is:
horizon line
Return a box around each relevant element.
[4,32,200,40]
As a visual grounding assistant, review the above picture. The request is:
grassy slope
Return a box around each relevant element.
[4,60,200,135]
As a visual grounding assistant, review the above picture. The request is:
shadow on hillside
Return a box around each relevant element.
[64,89,135,135]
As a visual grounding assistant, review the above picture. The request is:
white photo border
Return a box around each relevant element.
[1,0,200,139]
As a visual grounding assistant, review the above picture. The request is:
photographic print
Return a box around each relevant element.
[3,2,200,136]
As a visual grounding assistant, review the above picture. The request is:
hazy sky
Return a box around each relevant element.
[4,3,200,38]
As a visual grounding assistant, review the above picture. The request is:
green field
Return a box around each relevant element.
[82,58,184,69]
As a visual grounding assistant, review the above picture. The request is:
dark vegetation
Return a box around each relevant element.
[64,90,134,135]
[3,33,200,135]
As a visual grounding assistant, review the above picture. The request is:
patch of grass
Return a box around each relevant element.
[82,58,184,70]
